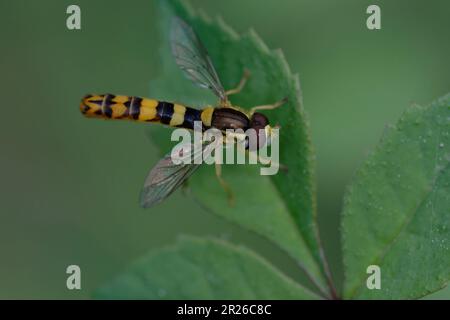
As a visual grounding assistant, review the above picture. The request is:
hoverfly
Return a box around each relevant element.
[80,17,286,207]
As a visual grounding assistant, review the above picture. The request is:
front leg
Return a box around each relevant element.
[249,97,288,115]
[246,150,288,172]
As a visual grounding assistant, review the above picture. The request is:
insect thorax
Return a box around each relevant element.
[211,108,250,131]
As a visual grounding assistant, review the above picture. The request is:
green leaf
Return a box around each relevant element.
[95,236,320,299]
[145,0,331,296]
[342,93,450,299]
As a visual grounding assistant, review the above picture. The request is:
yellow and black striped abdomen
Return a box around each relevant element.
[80,94,213,130]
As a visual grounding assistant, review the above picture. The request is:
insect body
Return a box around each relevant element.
[80,17,286,207]
[81,94,277,148]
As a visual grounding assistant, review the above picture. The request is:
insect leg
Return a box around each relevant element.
[246,150,288,172]
[249,97,288,115]
[214,163,235,206]
[225,69,251,96]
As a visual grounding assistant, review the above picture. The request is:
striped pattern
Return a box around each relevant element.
[80,94,210,130]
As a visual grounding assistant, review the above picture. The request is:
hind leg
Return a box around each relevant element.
[215,163,235,206]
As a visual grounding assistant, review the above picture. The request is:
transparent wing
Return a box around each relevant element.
[140,141,216,208]
[170,17,227,101]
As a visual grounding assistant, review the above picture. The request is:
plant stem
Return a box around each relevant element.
[297,263,331,299]
[317,230,340,299]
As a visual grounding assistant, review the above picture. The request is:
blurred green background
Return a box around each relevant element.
[1,0,449,299]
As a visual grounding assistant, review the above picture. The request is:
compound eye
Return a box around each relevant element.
[250,112,269,128]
